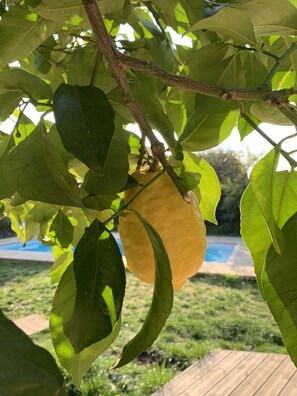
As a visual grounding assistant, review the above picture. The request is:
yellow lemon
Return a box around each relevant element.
[118,171,206,291]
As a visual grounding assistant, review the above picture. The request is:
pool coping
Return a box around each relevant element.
[0,235,255,278]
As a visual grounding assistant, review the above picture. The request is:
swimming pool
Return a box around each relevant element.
[0,238,235,263]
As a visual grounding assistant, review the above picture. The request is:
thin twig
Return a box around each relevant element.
[261,43,297,87]
[240,112,297,168]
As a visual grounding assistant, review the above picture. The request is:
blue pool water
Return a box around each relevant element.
[0,239,235,263]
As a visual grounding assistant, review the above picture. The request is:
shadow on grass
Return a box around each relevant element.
[190,272,258,290]
[0,261,51,285]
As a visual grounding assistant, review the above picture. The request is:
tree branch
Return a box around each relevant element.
[82,0,189,199]
[120,53,295,103]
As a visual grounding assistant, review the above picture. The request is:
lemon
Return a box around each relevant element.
[118,170,206,291]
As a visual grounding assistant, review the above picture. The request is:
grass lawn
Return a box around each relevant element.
[1,260,286,395]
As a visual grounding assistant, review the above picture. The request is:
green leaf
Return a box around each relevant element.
[183,152,220,224]
[49,210,73,249]
[273,170,297,228]
[0,309,67,396]
[0,92,22,121]
[0,69,52,100]
[82,121,129,196]
[236,0,297,36]
[242,52,268,88]
[189,7,257,46]
[64,220,126,353]
[0,133,15,199]
[53,84,115,174]
[240,184,272,296]
[250,102,294,126]
[0,4,60,68]
[50,263,121,385]
[51,251,73,283]
[3,123,81,207]
[262,213,297,365]
[250,149,284,255]
[179,98,238,151]
[112,210,173,369]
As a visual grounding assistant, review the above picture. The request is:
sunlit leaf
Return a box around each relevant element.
[64,220,125,353]
[112,210,173,369]
[0,309,67,396]
[250,149,284,255]
[50,264,121,385]
[53,84,115,174]
[263,213,297,366]
[49,210,73,249]
[183,152,220,224]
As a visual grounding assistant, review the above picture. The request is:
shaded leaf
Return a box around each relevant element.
[250,149,284,255]
[0,4,60,68]
[183,153,220,224]
[0,133,15,199]
[53,84,115,174]
[64,220,125,353]
[3,123,81,207]
[49,210,73,249]
[0,92,22,122]
[0,69,52,100]
[251,102,294,126]
[50,264,121,385]
[263,213,297,365]
[189,7,257,46]
[112,210,173,369]
[0,309,66,396]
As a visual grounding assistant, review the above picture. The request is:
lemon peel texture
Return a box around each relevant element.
[118,171,206,292]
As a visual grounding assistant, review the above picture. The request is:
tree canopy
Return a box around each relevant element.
[1,0,297,392]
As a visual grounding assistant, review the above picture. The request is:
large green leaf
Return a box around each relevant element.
[0,133,15,199]
[3,123,81,206]
[236,0,297,36]
[179,98,238,151]
[0,4,60,68]
[250,102,294,126]
[183,152,220,224]
[0,92,22,121]
[82,121,129,196]
[50,263,121,385]
[240,184,272,296]
[0,309,66,396]
[250,149,284,255]
[49,210,73,249]
[263,213,297,366]
[273,170,297,228]
[0,69,52,99]
[189,7,257,46]
[53,84,115,174]
[31,0,127,25]
[64,220,126,353]
[112,210,173,369]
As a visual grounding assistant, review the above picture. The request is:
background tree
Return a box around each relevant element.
[201,150,250,235]
[0,0,297,393]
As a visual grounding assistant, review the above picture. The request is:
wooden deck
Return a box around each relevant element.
[152,349,297,395]
[13,314,48,335]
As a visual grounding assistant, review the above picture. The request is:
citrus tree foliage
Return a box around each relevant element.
[1,0,297,390]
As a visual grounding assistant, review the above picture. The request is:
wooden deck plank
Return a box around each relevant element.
[184,350,249,395]
[13,314,48,335]
[204,351,268,396]
[152,350,232,396]
[278,370,297,395]
[152,350,297,396]
[229,353,287,396]
[255,356,297,395]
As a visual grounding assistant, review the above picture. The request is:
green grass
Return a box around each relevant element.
[0,261,286,395]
